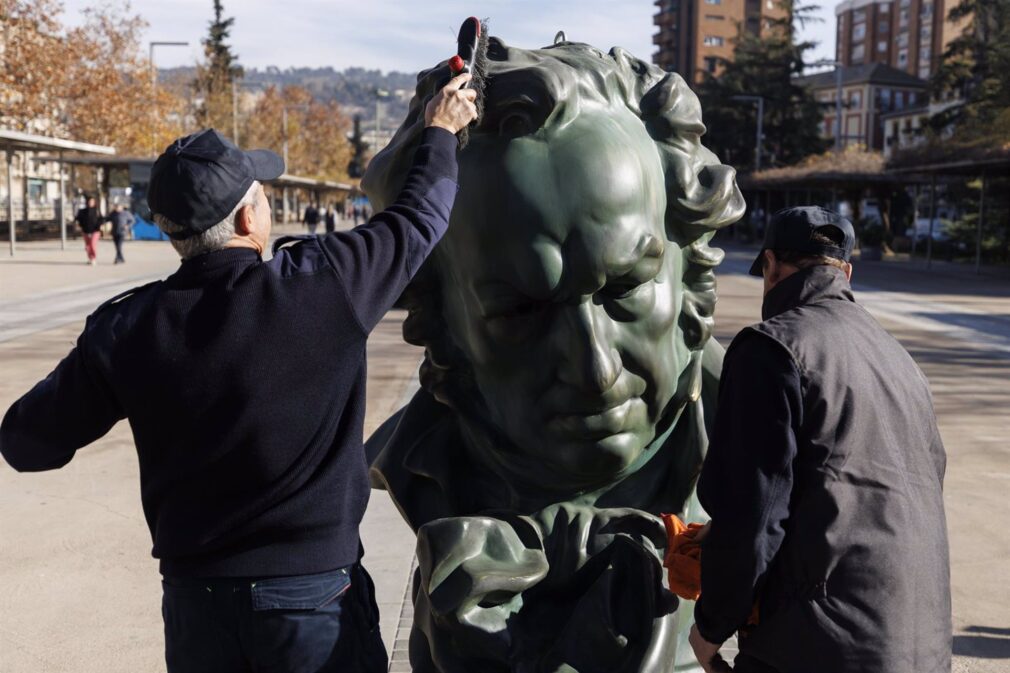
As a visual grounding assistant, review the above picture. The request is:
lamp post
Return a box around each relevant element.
[281,104,310,224]
[811,59,845,153]
[731,95,765,172]
[149,41,189,156]
[374,89,390,152]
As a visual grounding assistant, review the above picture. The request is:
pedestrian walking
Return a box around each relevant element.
[324,203,337,234]
[302,202,320,234]
[75,196,104,265]
[108,203,135,264]
[0,72,477,673]
[689,207,951,673]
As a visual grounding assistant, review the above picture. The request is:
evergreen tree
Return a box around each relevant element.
[696,0,828,172]
[928,0,1010,141]
[193,0,244,131]
[347,115,369,179]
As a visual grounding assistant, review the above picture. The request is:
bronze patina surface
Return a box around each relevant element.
[363,36,744,673]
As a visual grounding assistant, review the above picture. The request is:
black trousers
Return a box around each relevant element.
[113,235,125,262]
[161,563,387,673]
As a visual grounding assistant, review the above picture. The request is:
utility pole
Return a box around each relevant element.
[149,41,189,156]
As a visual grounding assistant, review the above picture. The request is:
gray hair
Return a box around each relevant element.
[154,181,260,260]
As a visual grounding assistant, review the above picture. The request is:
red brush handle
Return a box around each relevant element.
[449,55,465,74]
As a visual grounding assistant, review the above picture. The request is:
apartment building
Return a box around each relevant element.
[797,62,928,150]
[653,0,787,83]
[835,0,965,80]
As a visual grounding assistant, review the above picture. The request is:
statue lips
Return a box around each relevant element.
[547,398,640,440]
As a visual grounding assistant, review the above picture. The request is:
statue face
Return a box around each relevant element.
[438,108,693,488]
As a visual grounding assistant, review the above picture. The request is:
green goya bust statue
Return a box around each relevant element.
[363,36,744,673]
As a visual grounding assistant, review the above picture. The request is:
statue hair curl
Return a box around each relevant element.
[362,38,744,412]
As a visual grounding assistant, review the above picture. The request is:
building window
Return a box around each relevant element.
[705,14,726,20]
[703,36,725,46]
[895,91,905,108]
[852,44,866,62]
[920,26,932,42]
[880,3,890,12]
[921,2,933,16]
[849,90,863,108]
[900,9,909,27]
[919,65,931,79]
[705,56,719,72]
[877,40,887,53]
[853,9,867,22]
[900,0,910,6]
[880,88,892,109]
[879,20,890,33]
[897,32,909,47]
[853,24,866,40]
[704,0,722,5]
[897,50,908,67]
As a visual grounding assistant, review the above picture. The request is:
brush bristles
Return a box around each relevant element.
[459,19,489,149]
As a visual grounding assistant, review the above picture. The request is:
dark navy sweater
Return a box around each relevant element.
[0,127,459,578]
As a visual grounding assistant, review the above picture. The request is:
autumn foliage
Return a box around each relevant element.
[1,0,353,181]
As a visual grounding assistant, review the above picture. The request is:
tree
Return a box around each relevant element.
[241,85,351,182]
[928,0,1010,141]
[695,0,828,172]
[193,0,243,131]
[0,0,186,154]
[347,115,369,178]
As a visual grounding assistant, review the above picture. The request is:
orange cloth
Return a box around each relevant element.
[661,513,705,600]
[661,513,760,625]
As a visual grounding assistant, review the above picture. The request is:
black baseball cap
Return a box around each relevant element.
[749,206,855,276]
[148,129,285,240]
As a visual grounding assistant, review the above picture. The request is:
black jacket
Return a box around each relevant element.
[1,127,460,578]
[75,206,104,234]
[696,265,950,673]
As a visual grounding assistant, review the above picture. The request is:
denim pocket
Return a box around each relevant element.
[250,567,351,611]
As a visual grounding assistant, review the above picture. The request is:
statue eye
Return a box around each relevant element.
[498,112,533,138]
[489,301,546,320]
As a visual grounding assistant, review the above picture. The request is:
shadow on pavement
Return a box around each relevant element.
[954,626,1010,659]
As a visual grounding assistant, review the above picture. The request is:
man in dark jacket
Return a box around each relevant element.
[1,72,476,673]
[303,202,321,234]
[107,203,135,264]
[690,207,951,673]
[75,196,104,265]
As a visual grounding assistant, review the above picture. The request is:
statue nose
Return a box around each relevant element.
[555,302,622,393]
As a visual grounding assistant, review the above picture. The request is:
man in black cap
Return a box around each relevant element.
[0,72,477,672]
[688,207,951,673]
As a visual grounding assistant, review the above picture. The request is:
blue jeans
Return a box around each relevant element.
[162,564,388,673]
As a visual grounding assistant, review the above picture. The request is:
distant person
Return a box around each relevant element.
[302,202,320,234]
[108,204,135,264]
[324,203,337,234]
[352,205,361,224]
[0,72,477,673]
[75,196,104,265]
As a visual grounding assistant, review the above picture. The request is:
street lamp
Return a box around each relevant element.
[280,104,310,224]
[731,95,765,172]
[374,89,390,152]
[811,59,844,153]
[149,41,189,156]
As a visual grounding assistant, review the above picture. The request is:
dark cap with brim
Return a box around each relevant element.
[749,206,855,276]
[148,129,285,241]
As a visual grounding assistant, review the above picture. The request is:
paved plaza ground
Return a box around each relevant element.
[1,232,1008,672]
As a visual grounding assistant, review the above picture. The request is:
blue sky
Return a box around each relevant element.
[61,0,836,73]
